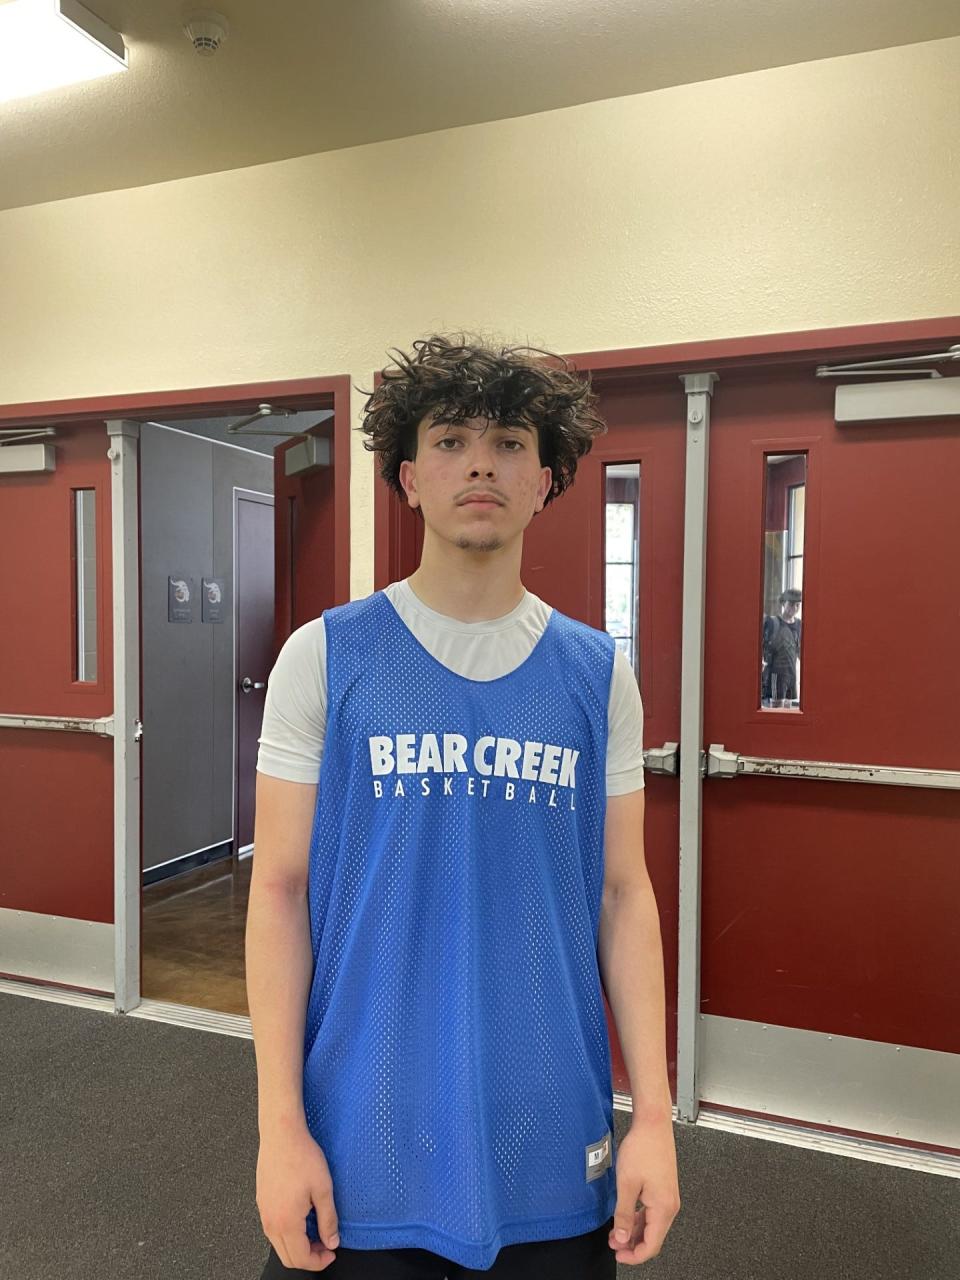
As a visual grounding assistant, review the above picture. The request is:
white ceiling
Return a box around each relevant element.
[2,0,958,212]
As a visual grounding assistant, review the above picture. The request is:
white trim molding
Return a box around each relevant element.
[128,998,252,1039]
[676,371,718,1124]
[697,1106,959,1179]
[106,420,142,1013]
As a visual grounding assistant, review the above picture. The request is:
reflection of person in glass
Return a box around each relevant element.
[761,588,802,705]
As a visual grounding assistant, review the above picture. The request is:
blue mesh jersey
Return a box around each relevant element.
[302,589,618,1270]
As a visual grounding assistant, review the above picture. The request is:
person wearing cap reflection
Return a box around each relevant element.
[761,588,802,706]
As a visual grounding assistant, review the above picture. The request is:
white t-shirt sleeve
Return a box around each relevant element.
[606,647,645,795]
[256,616,328,784]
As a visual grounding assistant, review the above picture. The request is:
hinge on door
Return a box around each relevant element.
[134,719,143,742]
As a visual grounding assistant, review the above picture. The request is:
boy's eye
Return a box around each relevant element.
[436,437,523,450]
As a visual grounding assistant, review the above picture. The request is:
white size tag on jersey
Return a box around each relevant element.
[585,1130,612,1182]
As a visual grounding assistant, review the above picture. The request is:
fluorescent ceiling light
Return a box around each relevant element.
[0,0,127,106]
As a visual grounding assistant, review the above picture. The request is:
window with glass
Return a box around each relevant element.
[288,495,297,631]
[760,454,806,710]
[73,489,98,682]
[603,463,641,685]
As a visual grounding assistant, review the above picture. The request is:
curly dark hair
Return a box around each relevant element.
[356,333,607,512]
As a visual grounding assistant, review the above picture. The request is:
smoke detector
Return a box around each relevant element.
[183,9,229,56]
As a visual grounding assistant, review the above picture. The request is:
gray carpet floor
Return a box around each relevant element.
[1,992,957,1279]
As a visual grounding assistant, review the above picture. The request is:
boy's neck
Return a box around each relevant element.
[407,550,527,619]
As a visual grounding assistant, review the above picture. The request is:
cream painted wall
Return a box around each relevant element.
[1,36,957,597]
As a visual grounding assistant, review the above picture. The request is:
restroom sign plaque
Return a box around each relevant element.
[202,577,225,623]
[167,575,195,623]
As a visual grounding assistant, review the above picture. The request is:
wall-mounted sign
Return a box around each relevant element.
[202,577,226,623]
[168,575,196,623]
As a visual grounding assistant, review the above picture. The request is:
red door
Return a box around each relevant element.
[0,423,115,992]
[521,373,687,1099]
[700,365,960,1140]
[378,356,958,1145]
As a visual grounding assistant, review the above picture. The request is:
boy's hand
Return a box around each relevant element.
[608,1119,681,1265]
[256,1124,340,1272]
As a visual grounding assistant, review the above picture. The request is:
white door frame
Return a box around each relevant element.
[107,419,142,1013]
[231,486,275,864]
[674,373,718,1124]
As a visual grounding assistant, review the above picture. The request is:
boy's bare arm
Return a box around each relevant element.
[245,772,317,1134]
[246,773,341,1270]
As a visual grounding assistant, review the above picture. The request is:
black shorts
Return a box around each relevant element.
[259,1216,616,1279]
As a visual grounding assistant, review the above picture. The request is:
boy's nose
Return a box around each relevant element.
[467,450,497,473]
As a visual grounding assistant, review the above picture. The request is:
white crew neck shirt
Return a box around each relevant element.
[256,578,645,795]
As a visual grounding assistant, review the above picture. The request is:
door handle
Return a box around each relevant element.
[643,742,679,776]
[705,743,960,790]
[239,677,266,694]
[705,743,740,778]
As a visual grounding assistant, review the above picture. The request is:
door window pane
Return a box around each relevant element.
[786,483,805,589]
[603,463,641,685]
[760,454,805,710]
[74,489,98,682]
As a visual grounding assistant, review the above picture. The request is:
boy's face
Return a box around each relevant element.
[399,413,553,553]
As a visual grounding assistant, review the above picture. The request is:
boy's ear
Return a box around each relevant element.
[399,458,419,509]
[535,465,552,511]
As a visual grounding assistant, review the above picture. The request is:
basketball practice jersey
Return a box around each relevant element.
[300,588,618,1269]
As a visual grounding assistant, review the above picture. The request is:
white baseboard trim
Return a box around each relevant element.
[695,1104,959,1179]
[128,998,252,1038]
[0,975,114,1011]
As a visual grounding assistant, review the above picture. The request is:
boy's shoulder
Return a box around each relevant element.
[323,589,385,624]
[545,600,616,650]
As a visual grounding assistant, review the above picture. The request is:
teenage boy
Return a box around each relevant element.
[247,335,680,1277]
[761,588,803,706]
